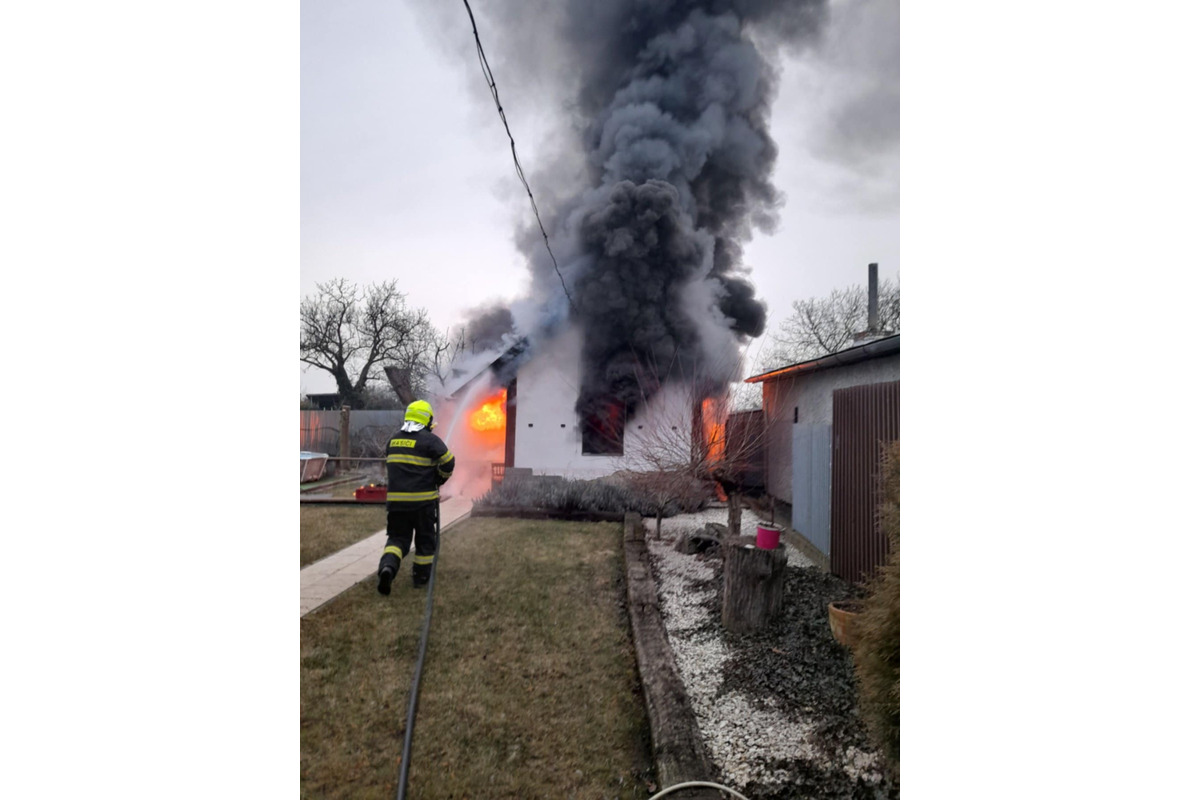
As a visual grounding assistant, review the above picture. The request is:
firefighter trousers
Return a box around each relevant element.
[379,503,438,583]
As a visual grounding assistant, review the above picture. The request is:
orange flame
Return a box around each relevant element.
[702,398,725,464]
[470,389,507,432]
[702,398,728,502]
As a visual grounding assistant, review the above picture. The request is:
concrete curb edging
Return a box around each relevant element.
[622,512,723,800]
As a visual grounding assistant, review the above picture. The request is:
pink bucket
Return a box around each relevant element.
[756,524,781,550]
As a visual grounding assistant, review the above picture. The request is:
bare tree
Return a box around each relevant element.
[381,324,459,405]
[763,278,899,368]
[425,326,468,388]
[360,384,407,410]
[299,279,433,409]
[622,403,711,538]
[621,380,773,539]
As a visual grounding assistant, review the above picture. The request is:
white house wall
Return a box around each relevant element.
[512,327,698,479]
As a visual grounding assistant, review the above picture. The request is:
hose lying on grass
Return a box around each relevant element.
[648,781,752,799]
[396,503,440,800]
[391,504,751,800]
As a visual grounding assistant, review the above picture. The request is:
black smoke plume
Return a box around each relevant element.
[462,303,515,353]
[467,0,827,423]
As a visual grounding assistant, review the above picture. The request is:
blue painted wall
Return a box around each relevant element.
[792,423,833,555]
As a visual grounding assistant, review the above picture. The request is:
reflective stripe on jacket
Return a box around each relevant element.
[385,427,454,506]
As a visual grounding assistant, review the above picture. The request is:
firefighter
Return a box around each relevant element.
[377,399,455,594]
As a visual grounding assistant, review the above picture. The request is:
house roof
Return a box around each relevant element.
[442,335,528,398]
[304,392,343,410]
[744,334,900,384]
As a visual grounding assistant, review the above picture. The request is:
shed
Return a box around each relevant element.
[744,334,899,579]
[304,393,343,411]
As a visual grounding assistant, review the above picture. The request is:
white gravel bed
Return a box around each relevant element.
[655,506,815,569]
[647,509,886,797]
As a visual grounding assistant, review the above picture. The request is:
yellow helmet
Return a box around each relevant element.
[404,399,434,427]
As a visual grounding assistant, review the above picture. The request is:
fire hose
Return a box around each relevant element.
[395,500,440,800]
[389,501,751,800]
[648,782,751,800]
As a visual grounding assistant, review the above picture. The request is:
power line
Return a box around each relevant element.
[461,0,576,313]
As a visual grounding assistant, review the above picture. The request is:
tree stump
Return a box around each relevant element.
[722,537,788,633]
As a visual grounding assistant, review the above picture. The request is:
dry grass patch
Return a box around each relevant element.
[301,505,386,567]
[301,516,654,799]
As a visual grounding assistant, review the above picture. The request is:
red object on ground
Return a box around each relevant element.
[756,524,781,550]
[354,484,387,502]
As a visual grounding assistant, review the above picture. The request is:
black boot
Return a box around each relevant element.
[412,568,430,588]
[377,566,396,596]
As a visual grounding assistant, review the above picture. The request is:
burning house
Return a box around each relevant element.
[433,0,829,492]
[439,328,723,488]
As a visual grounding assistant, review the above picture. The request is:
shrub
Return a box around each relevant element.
[475,475,681,518]
[851,440,900,776]
[611,470,711,519]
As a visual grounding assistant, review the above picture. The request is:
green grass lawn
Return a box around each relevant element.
[301,505,387,568]
[300,516,654,799]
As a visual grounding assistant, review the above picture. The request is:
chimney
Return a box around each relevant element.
[867,262,879,333]
[851,262,886,346]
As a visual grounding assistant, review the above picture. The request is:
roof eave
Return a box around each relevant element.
[744,334,900,384]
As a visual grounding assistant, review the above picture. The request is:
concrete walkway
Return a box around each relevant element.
[300,495,474,618]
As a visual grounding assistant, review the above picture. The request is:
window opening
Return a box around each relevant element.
[581,400,626,455]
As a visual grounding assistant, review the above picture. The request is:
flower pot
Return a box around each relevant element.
[828,600,864,648]
[756,523,781,550]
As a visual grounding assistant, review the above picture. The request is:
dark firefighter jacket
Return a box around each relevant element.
[385,426,455,506]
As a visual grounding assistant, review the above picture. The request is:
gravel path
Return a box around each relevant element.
[646,509,897,800]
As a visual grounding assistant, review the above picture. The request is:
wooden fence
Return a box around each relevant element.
[830,380,899,582]
[299,410,406,457]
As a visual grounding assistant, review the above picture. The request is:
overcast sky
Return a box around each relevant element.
[300,0,900,394]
